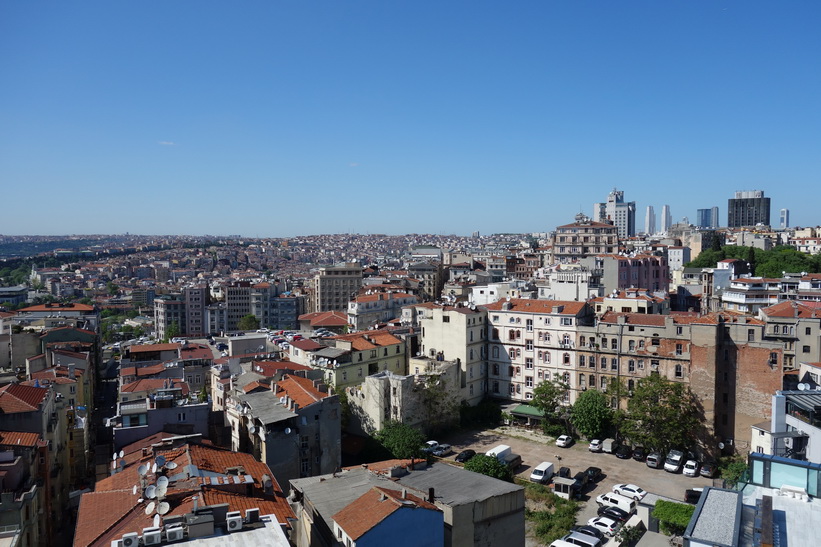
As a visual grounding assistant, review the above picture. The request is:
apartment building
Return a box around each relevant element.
[580,253,670,294]
[484,299,594,404]
[347,291,418,331]
[311,263,363,313]
[553,214,619,264]
[721,277,782,314]
[415,302,487,405]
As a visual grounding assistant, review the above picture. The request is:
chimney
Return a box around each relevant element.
[428,487,435,503]
[402,488,407,499]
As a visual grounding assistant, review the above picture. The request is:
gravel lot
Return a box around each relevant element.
[443,426,714,545]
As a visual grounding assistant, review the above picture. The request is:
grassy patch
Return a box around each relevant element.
[517,479,579,544]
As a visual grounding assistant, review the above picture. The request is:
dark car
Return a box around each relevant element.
[632,446,647,462]
[216,343,228,351]
[455,449,476,463]
[573,471,590,489]
[558,466,572,478]
[584,466,603,482]
[615,445,633,459]
[574,525,604,540]
[597,505,630,522]
[700,461,717,478]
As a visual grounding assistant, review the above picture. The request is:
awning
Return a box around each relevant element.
[510,404,545,418]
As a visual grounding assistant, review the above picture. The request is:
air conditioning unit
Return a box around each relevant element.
[784,437,794,449]
[226,511,243,532]
[142,527,161,545]
[121,533,139,547]
[245,507,260,523]
[165,524,185,542]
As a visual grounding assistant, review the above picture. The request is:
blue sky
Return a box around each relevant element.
[2,1,819,237]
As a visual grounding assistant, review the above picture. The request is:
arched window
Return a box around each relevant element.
[563,352,571,364]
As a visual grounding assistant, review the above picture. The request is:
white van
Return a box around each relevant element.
[563,532,602,547]
[530,461,555,484]
[595,491,636,514]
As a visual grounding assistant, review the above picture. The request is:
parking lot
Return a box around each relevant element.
[444,426,714,540]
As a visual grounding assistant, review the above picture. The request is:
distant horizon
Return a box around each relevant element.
[3,2,819,234]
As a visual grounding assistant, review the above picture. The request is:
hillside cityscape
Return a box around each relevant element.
[0,187,820,546]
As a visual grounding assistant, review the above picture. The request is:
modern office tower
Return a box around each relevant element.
[780,208,790,229]
[728,190,771,228]
[593,188,636,238]
[312,262,363,313]
[697,208,719,229]
[660,205,672,234]
[645,206,656,235]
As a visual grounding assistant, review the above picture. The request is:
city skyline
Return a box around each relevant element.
[2,2,819,237]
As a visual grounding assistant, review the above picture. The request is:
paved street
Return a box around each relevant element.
[443,426,714,546]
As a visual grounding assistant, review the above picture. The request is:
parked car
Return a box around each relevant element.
[421,441,439,454]
[646,452,663,469]
[216,343,228,351]
[433,444,453,457]
[615,445,633,459]
[589,439,603,452]
[574,525,604,541]
[587,516,619,537]
[558,466,572,479]
[632,446,647,462]
[700,461,717,478]
[613,483,646,501]
[573,471,590,489]
[664,449,685,473]
[584,466,603,482]
[683,459,700,477]
[597,505,630,522]
[602,438,618,454]
[556,435,573,448]
[455,449,476,463]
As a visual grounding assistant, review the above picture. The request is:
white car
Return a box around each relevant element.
[432,444,453,457]
[587,516,619,536]
[422,441,439,454]
[556,435,573,448]
[589,439,603,452]
[612,483,647,501]
[683,459,700,477]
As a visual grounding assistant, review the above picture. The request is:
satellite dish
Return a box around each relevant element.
[799,383,808,391]
[284,427,291,435]
[132,485,138,496]
[156,455,167,467]
[153,514,161,528]
[145,485,157,499]
[718,442,725,450]
[157,476,169,489]
[111,461,117,470]
[151,462,157,474]
[165,461,178,470]
[119,450,125,459]
[249,426,257,435]
[138,464,148,476]
[145,501,156,515]
[158,502,170,515]
[112,452,118,461]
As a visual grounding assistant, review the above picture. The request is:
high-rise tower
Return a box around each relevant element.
[728,190,770,228]
[645,206,656,235]
[593,188,636,238]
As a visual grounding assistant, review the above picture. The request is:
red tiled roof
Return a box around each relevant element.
[332,486,439,541]
[0,384,48,413]
[298,311,349,327]
[243,380,270,394]
[121,379,190,396]
[275,375,327,408]
[290,339,324,351]
[251,361,311,376]
[0,431,41,447]
[483,298,588,315]
[761,301,821,319]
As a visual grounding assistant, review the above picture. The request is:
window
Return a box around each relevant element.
[492,346,499,358]
[493,381,499,393]
[601,337,607,348]
[526,339,533,351]
[579,355,585,367]
[443,316,450,323]
[525,358,533,369]
[600,358,606,370]
[628,360,635,373]
[639,340,645,349]
[675,364,683,378]
[676,344,683,355]
[525,392,533,400]
[803,345,810,353]
[651,336,660,346]
[177,412,186,422]
[383,348,388,356]
[807,327,812,335]
[651,359,659,370]
[526,376,533,388]
[342,371,347,381]
[610,339,617,350]
[601,376,608,390]
[748,329,755,342]
[676,326,683,335]
[610,359,618,371]
[492,315,499,322]
[770,353,778,366]
[589,355,595,367]
[370,349,377,358]
[563,352,570,364]
[492,328,499,339]
[526,319,533,332]
[358,368,362,377]
[561,318,572,326]
[493,363,499,375]
[580,336,586,346]
[628,340,635,351]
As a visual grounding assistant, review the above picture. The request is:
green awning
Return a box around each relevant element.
[510,404,545,418]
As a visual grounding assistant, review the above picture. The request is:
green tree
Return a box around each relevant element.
[237,314,260,331]
[463,454,513,482]
[106,281,119,296]
[652,500,695,536]
[570,390,612,439]
[419,373,461,436]
[531,373,570,427]
[338,390,351,431]
[374,420,425,459]
[164,321,181,342]
[720,455,748,487]
[619,374,701,454]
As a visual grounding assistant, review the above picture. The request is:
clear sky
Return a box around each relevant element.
[2,1,819,237]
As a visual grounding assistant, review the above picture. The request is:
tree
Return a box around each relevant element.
[463,454,513,482]
[615,524,645,546]
[570,390,612,439]
[618,374,701,454]
[374,420,425,459]
[164,321,181,342]
[107,281,119,296]
[720,455,748,487]
[237,314,260,331]
[652,500,695,536]
[419,373,461,436]
[531,373,570,426]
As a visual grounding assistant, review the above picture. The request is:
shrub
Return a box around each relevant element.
[652,500,695,536]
